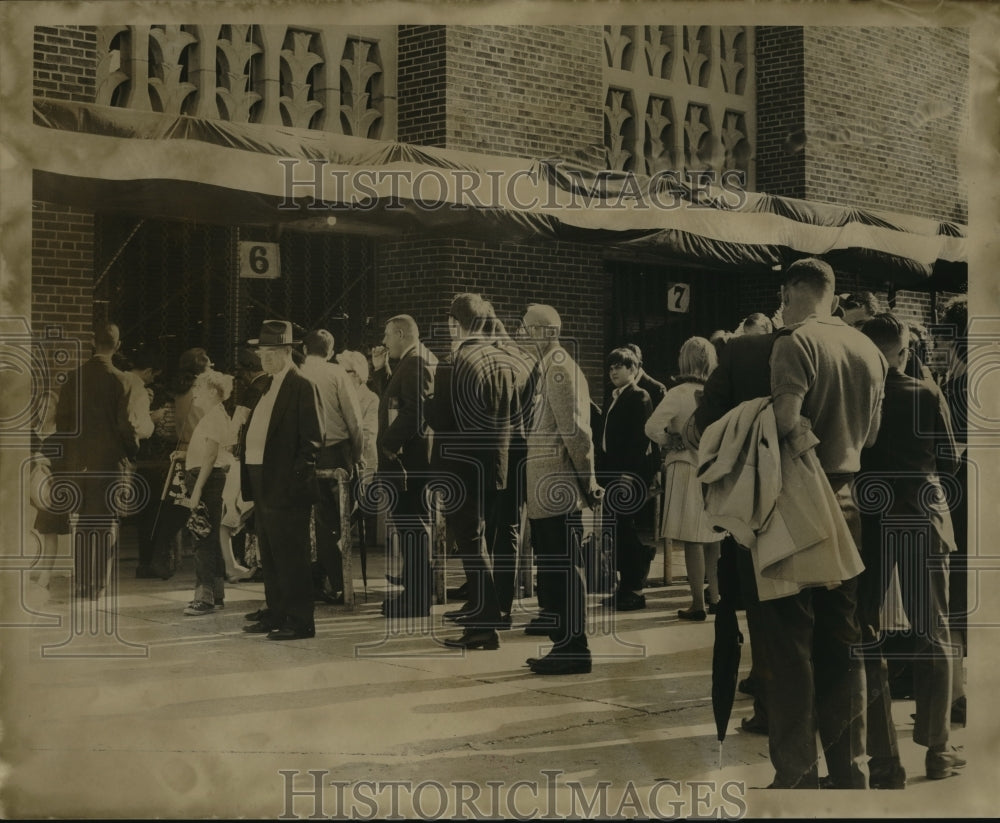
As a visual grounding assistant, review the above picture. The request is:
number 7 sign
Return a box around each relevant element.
[667,282,690,313]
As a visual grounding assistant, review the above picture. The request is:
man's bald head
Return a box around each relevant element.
[523,303,561,337]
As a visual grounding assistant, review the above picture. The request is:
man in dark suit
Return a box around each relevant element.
[371,314,435,618]
[425,294,516,650]
[240,320,323,640]
[55,322,141,599]
[595,346,654,611]
[858,313,963,784]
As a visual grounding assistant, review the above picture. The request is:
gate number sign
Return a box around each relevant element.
[239,242,281,279]
[667,282,690,313]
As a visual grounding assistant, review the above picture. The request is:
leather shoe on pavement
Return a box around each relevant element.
[926,747,966,780]
[529,652,592,676]
[443,603,477,621]
[677,607,707,621]
[456,613,511,630]
[868,758,906,789]
[443,629,499,650]
[245,608,268,621]
[243,621,273,634]
[740,714,768,735]
[614,591,646,611]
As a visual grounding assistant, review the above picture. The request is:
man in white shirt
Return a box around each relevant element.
[299,329,363,603]
[240,320,323,640]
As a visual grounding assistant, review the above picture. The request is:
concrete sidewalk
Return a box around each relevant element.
[0,535,989,819]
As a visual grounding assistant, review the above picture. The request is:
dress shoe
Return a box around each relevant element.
[443,628,500,650]
[385,573,404,586]
[245,608,267,621]
[677,607,707,621]
[868,758,906,789]
[529,652,592,675]
[456,613,512,630]
[524,615,558,636]
[243,621,274,633]
[926,746,966,780]
[447,582,470,600]
[738,676,757,696]
[443,603,477,621]
[267,626,316,640]
[614,591,646,611]
[740,714,768,735]
[315,591,345,605]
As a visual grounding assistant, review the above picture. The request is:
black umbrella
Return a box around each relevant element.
[711,538,751,770]
[711,598,744,770]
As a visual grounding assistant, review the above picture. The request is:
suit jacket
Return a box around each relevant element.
[240,366,322,509]
[424,337,515,493]
[859,368,959,550]
[636,369,668,409]
[525,344,597,519]
[55,353,138,472]
[374,346,434,480]
[596,382,653,480]
[693,331,784,438]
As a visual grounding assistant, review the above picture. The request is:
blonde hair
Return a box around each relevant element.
[194,369,234,402]
[336,350,369,384]
[677,336,717,381]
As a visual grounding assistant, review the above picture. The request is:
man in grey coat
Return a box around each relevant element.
[520,304,602,675]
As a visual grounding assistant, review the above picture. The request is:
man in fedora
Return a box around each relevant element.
[240,320,324,640]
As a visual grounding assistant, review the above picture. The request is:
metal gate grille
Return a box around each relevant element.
[606,259,740,382]
[96,216,377,373]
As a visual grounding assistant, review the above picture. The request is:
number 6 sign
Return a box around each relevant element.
[667,282,690,313]
[239,242,281,279]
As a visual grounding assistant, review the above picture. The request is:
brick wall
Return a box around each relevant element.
[802,27,967,225]
[33,25,97,101]
[31,202,95,347]
[387,25,609,388]
[446,25,604,163]
[755,27,807,200]
[378,238,608,387]
[397,26,447,146]
[33,26,98,364]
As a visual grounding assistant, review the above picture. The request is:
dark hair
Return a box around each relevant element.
[173,347,211,395]
[607,346,641,370]
[118,345,160,372]
[783,258,835,294]
[303,329,335,358]
[860,312,908,352]
[839,291,880,316]
[625,343,643,365]
[449,293,493,334]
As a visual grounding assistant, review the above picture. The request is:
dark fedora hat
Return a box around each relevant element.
[248,319,300,348]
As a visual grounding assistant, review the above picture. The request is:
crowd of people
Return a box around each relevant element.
[29,258,971,789]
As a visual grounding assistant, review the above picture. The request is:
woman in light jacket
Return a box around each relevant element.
[645,336,722,621]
